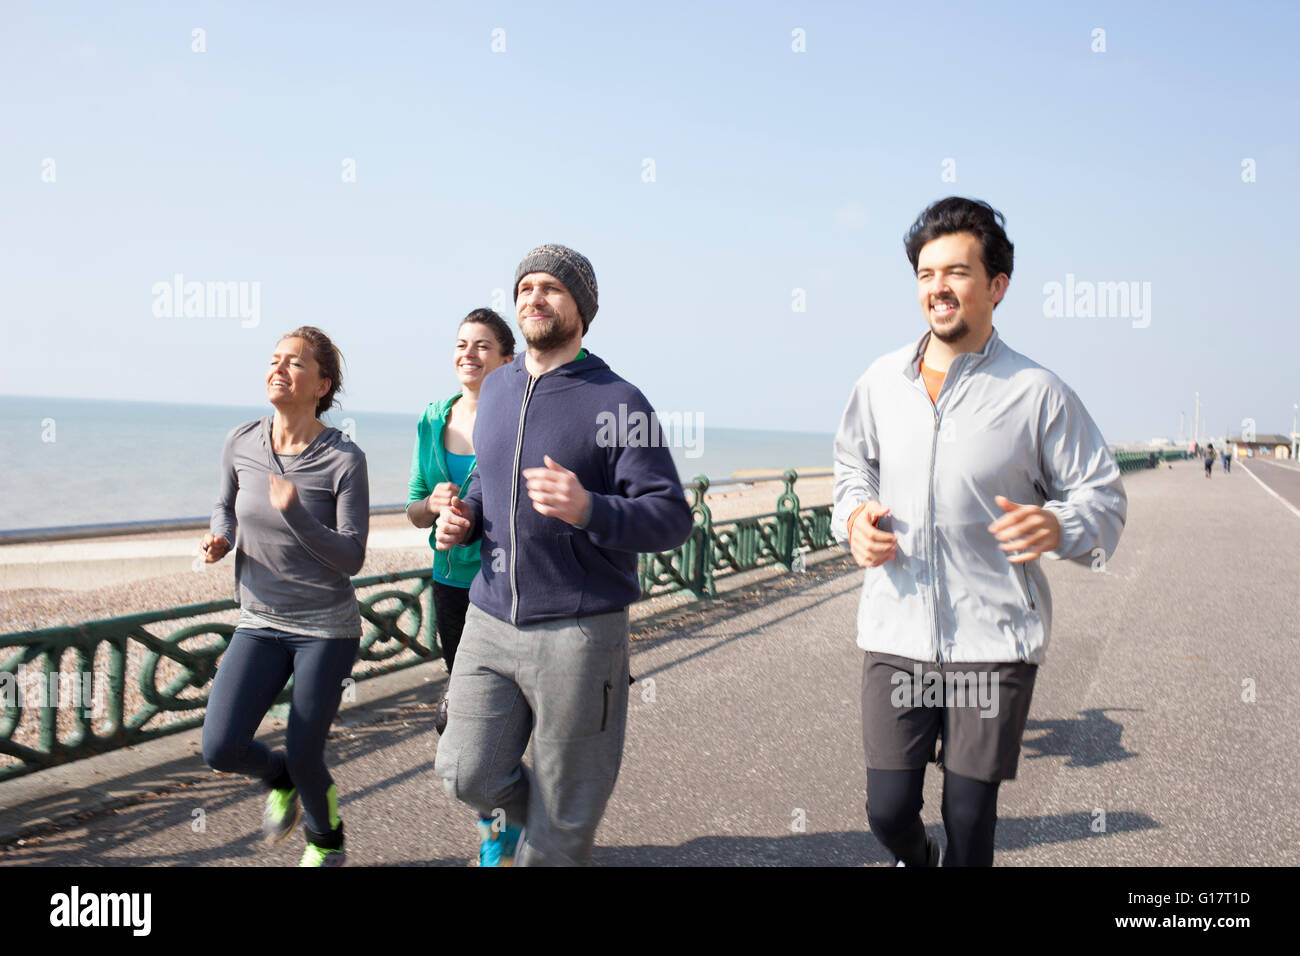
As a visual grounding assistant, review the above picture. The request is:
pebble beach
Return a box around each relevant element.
[0,473,833,635]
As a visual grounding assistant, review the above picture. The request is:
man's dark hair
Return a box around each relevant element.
[904,197,1014,283]
[459,307,516,356]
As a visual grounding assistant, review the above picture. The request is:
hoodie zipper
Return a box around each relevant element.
[1016,562,1036,662]
[921,352,963,666]
[926,398,943,664]
[509,374,540,625]
[915,337,999,664]
[1019,564,1037,610]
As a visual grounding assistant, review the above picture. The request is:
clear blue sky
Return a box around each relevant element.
[3,0,1297,443]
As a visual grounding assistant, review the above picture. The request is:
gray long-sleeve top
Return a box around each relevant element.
[210,417,370,628]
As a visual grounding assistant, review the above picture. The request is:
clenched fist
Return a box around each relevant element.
[988,495,1061,563]
[268,474,299,512]
[522,455,592,527]
[435,496,472,551]
[849,501,897,568]
[200,533,230,563]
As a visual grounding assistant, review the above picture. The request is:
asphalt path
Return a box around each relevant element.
[1,458,1296,866]
[1239,457,1300,515]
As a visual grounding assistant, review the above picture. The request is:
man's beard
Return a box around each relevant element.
[520,315,577,351]
[929,315,969,344]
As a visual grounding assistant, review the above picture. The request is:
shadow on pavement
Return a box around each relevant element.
[630,563,861,681]
[1022,708,1141,768]
[587,809,1160,866]
[0,687,448,863]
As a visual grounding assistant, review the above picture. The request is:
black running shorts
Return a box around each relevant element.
[861,651,1038,783]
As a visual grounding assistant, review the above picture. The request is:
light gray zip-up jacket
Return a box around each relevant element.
[831,328,1126,664]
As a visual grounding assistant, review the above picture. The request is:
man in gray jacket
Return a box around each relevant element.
[832,197,1127,866]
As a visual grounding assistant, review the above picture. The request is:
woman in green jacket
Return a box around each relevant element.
[407,308,515,733]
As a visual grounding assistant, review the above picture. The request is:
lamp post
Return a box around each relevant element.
[1193,392,1200,450]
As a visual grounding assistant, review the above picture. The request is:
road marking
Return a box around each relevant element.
[1239,462,1300,521]
[1251,457,1300,473]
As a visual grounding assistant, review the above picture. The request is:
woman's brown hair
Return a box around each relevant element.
[281,326,345,418]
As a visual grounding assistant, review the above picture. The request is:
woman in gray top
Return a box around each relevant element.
[200,326,369,867]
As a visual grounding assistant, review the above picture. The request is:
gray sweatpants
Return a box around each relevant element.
[433,603,630,866]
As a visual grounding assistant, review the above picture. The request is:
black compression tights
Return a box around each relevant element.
[866,768,1002,866]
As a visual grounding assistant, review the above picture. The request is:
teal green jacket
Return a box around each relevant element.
[408,394,480,587]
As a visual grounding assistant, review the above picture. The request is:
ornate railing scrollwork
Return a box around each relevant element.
[2,472,835,781]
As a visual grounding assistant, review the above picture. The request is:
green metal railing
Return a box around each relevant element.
[0,569,442,783]
[1114,448,1189,474]
[1,470,835,782]
[639,470,832,599]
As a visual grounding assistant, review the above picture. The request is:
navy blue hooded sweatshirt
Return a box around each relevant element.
[461,350,693,626]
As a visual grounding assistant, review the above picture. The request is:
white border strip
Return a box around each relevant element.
[1239,462,1300,521]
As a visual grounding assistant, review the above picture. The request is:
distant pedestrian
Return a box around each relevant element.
[1205,443,1215,478]
[201,326,369,867]
[1222,445,1231,473]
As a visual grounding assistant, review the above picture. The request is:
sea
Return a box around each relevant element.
[0,395,836,533]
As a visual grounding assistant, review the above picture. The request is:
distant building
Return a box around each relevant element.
[1229,434,1293,459]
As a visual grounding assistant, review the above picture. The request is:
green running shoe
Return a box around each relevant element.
[299,785,345,866]
[299,842,346,867]
[475,815,522,867]
[262,787,301,845]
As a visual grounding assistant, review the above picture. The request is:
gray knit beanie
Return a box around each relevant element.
[512,244,599,332]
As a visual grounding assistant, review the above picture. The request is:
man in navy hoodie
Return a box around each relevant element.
[433,244,693,866]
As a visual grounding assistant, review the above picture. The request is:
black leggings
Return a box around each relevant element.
[866,767,1001,866]
[202,627,359,835]
[431,581,471,675]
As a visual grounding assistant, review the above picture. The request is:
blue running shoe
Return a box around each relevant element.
[475,815,523,867]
